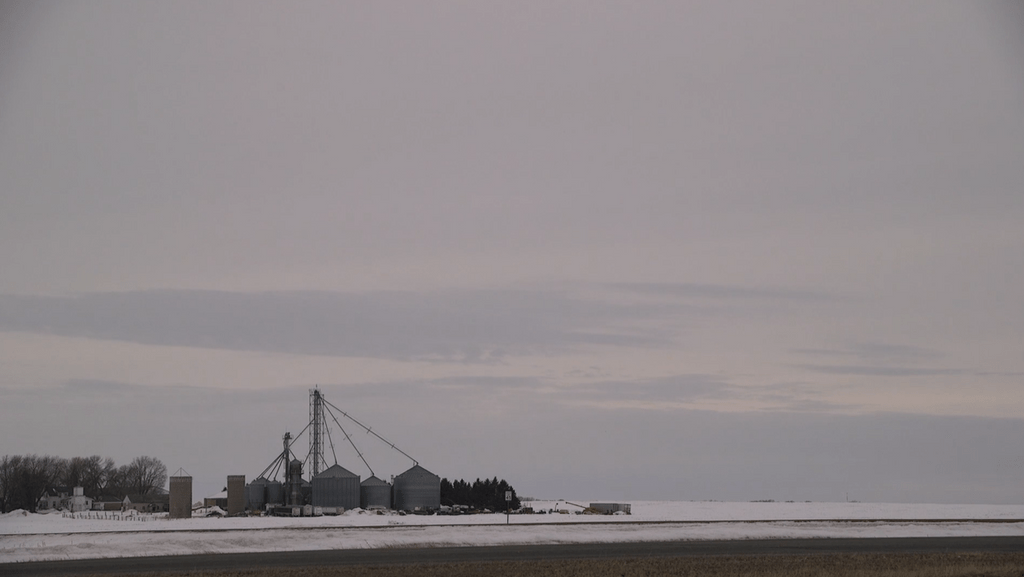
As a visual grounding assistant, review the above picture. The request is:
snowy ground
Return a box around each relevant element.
[2,501,1023,564]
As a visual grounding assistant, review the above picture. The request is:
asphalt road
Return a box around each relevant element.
[6,537,1024,576]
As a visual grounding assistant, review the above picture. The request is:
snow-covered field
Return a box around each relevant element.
[3,501,1023,564]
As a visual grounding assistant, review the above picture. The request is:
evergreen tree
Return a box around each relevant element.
[437,476,520,511]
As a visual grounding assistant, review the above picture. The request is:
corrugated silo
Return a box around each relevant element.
[227,475,245,516]
[246,477,269,510]
[266,480,284,505]
[360,475,391,509]
[392,465,440,511]
[169,475,192,519]
[311,464,360,510]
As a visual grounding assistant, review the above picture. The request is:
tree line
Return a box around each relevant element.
[0,454,167,513]
[440,477,520,511]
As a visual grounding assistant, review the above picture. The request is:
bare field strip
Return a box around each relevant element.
[82,553,1024,577]
[8,537,1024,577]
[9,517,1024,538]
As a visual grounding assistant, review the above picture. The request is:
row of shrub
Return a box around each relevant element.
[440,477,520,511]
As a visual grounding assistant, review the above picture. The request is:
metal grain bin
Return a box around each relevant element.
[246,477,269,510]
[360,475,391,509]
[311,464,360,510]
[266,480,285,505]
[392,465,440,512]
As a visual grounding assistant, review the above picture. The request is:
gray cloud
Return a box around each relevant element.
[286,373,855,415]
[633,378,854,411]
[579,374,738,403]
[792,342,944,362]
[797,365,965,377]
[611,282,833,302]
[0,289,682,362]
[542,375,857,412]
[791,343,970,379]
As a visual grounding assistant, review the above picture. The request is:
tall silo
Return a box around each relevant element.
[360,475,391,509]
[227,475,245,516]
[392,465,440,512]
[169,475,192,519]
[247,477,269,510]
[311,464,359,510]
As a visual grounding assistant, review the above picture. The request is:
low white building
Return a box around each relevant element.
[38,486,93,512]
[67,487,93,512]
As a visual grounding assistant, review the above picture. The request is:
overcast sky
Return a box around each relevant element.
[1,1,1022,504]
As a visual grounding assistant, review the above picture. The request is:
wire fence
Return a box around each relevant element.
[60,510,161,521]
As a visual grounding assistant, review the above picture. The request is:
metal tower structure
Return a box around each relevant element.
[258,388,419,482]
[309,388,326,477]
[255,431,295,481]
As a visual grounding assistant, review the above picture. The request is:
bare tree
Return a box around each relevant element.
[97,456,117,494]
[61,455,114,497]
[106,464,132,496]
[61,456,88,488]
[123,456,167,495]
[1,455,64,513]
[0,455,23,513]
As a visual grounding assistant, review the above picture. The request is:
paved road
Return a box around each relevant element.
[6,537,1024,576]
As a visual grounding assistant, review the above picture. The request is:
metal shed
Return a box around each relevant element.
[589,502,631,515]
[360,475,391,509]
[392,465,440,512]
[311,464,360,510]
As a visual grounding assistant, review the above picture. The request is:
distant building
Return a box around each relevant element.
[204,488,228,509]
[38,486,92,512]
[91,494,125,511]
[37,486,71,511]
[124,493,170,513]
[589,502,631,515]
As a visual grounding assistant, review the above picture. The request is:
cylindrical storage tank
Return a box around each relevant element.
[311,464,359,510]
[169,475,192,519]
[360,476,391,509]
[227,475,245,516]
[392,465,440,512]
[266,481,284,505]
[246,477,269,510]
